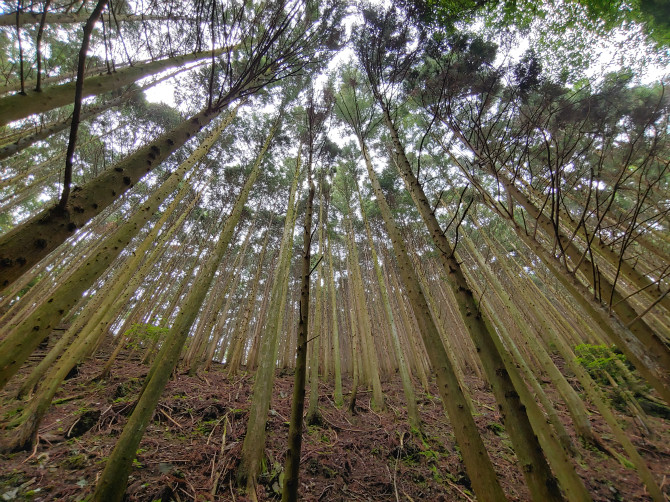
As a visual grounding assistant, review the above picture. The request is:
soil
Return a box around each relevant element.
[1,351,669,501]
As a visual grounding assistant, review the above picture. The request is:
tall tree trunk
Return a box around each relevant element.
[0,105,228,287]
[282,164,315,502]
[497,233,666,500]
[306,188,324,424]
[0,65,194,161]
[226,221,272,376]
[502,176,670,372]
[0,11,176,27]
[58,0,110,209]
[201,223,256,369]
[243,258,275,372]
[342,204,384,410]
[436,132,670,402]
[0,114,234,390]
[0,47,228,127]
[379,108,578,500]
[356,184,420,429]
[237,150,301,489]
[359,138,507,502]
[327,236,343,406]
[90,112,276,502]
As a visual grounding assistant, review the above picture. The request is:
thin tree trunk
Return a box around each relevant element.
[327,236,343,406]
[226,221,272,376]
[343,205,384,410]
[357,184,420,429]
[0,65,195,161]
[59,0,110,209]
[282,166,315,502]
[306,189,324,424]
[237,149,301,489]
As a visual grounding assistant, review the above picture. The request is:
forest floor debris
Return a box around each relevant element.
[1,352,669,501]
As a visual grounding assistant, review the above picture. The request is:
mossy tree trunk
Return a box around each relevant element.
[0,105,222,288]
[380,102,578,501]
[356,183,420,429]
[357,136,507,502]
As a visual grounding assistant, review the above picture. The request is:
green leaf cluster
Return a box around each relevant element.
[574,343,627,384]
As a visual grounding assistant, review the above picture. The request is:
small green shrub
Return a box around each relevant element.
[123,323,168,351]
[574,344,626,385]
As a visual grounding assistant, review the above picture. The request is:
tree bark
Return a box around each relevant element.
[0,113,233,390]
[0,47,227,126]
[91,111,274,502]
[0,105,222,288]
[282,167,315,502]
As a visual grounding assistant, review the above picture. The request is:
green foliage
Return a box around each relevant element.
[574,343,626,385]
[122,323,168,351]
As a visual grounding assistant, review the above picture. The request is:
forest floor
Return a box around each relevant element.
[1,351,669,501]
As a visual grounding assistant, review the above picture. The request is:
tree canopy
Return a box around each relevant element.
[0,0,668,500]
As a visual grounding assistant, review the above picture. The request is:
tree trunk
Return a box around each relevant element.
[0,47,227,127]
[226,222,272,376]
[90,112,275,502]
[306,189,324,424]
[359,138,507,502]
[0,11,176,27]
[327,236,343,406]
[380,107,574,501]
[343,204,384,410]
[0,114,233,390]
[357,184,420,429]
[282,167,315,502]
[237,150,301,489]
[0,104,229,288]
[0,65,194,161]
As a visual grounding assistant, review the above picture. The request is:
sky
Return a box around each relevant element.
[142,6,668,110]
